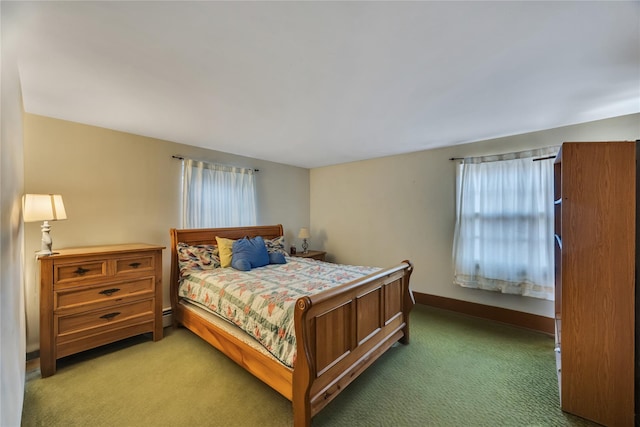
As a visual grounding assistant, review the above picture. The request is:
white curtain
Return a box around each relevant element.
[182,159,257,228]
[452,147,558,300]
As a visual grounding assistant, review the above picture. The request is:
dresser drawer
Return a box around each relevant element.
[55,277,155,312]
[54,260,108,285]
[57,299,154,338]
[115,254,155,275]
[56,322,155,359]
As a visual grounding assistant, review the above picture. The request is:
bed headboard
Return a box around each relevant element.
[169,224,284,312]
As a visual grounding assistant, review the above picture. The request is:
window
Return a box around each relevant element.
[181,159,257,228]
[452,147,557,300]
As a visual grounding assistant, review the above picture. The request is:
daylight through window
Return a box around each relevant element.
[182,158,257,228]
[452,147,558,300]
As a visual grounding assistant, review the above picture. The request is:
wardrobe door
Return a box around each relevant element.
[560,141,635,427]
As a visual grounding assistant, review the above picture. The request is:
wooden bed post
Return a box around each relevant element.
[293,296,314,427]
[399,260,414,344]
[169,228,182,327]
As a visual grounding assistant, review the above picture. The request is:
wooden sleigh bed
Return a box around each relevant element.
[169,224,414,426]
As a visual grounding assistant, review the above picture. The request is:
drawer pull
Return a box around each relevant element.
[129,262,142,269]
[98,288,121,297]
[99,312,121,320]
[74,267,91,276]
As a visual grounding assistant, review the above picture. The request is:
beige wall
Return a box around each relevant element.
[310,113,640,318]
[23,114,310,352]
[1,10,26,424]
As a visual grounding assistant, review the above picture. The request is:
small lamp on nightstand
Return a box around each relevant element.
[298,227,310,254]
[23,194,67,256]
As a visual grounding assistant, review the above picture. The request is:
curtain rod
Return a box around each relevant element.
[172,155,259,172]
[532,155,556,162]
[450,155,556,162]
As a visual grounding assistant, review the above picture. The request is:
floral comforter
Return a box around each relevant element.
[179,257,380,367]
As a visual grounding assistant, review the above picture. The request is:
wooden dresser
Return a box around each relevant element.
[39,243,164,377]
[554,141,636,426]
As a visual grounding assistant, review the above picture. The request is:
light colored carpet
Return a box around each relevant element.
[22,305,597,426]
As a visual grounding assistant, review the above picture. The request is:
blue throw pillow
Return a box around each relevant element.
[231,236,270,271]
[231,258,252,271]
[268,252,286,265]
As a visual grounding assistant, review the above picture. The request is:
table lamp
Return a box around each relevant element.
[298,227,310,254]
[23,194,67,256]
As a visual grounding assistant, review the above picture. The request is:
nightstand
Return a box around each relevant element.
[39,243,164,377]
[292,250,326,261]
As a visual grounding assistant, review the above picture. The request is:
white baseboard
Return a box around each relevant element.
[162,309,172,328]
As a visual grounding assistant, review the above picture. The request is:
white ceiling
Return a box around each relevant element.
[5,1,640,168]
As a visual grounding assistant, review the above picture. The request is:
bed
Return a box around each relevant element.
[169,225,414,427]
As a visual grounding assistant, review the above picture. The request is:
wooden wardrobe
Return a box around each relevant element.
[554,141,637,426]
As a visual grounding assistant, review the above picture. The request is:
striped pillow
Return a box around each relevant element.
[177,243,221,274]
[264,236,287,256]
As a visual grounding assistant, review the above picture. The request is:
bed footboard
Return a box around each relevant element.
[292,261,414,426]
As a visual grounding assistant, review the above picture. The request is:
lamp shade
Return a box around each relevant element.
[298,227,310,239]
[23,194,67,222]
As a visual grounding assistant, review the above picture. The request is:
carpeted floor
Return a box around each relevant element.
[22,305,597,426]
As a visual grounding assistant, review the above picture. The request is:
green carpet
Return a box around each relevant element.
[22,305,596,426]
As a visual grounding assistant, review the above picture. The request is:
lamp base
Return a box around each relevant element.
[35,250,56,257]
[39,221,53,256]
